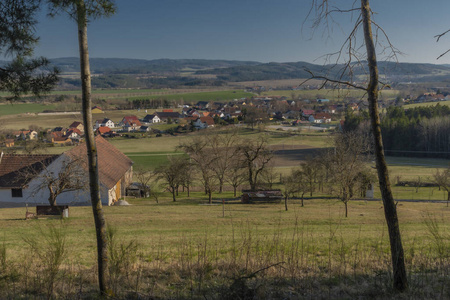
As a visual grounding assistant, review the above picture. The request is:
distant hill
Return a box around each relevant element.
[195,61,450,82]
[4,58,450,89]
[49,57,261,74]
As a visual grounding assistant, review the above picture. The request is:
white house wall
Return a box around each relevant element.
[0,154,112,206]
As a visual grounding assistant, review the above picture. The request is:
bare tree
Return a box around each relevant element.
[179,138,218,204]
[243,106,268,130]
[324,132,371,217]
[30,156,87,206]
[259,165,278,190]
[156,155,188,202]
[225,154,247,197]
[209,129,239,193]
[307,0,408,290]
[281,171,298,211]
[433,166,450,205]
[299,158,321,197]
[237,136,273,191]
[133,167,159,202]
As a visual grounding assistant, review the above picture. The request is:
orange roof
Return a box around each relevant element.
[200,116,215,126]
[97,127,111,134]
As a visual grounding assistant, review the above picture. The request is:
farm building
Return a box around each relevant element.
[241,190,283,204]
[0,136,133,206]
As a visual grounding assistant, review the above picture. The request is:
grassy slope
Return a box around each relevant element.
[261,88,400,100]
[0,103,57,116]
[1,197,449,264]
[404,100,450,108]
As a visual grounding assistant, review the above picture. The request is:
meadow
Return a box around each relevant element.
[261,88,400,101]
[404,100,450,108]
[1,195,450,298]
[0,103,57,116]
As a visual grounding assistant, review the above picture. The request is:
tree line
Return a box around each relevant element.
[344,104,450,158]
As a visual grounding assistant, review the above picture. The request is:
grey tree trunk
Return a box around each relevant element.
[361,0,408,291]
[76,1,109,294]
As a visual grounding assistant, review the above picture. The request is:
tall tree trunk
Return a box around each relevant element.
[361,0,408,291]
[76,1,108,295]
[284,195,288,211]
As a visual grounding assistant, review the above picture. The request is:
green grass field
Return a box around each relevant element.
[1,196,450,298]
[124,90,253,102]
[261,88,400,101]
[0,103,57,116]
[404,100,450,108]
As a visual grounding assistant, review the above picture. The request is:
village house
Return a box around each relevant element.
[96,126,112,136]
[91,106,103,114]
[120,115,141,132]
[193,116,215,129]
[94,118,115,130]
[69,121,84,133]
[0,136,133,206]
[13,130,38,140]
[142,114,161,123]
[309,113,332,123]
[155,111,181,122]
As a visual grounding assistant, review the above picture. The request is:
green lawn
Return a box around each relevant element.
[261,88,400,101]
[0,103,57,116]
[1,196,450,298]
[404,100,450,108]
[125,90,253,102]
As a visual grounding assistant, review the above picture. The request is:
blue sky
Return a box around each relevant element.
[28,0,450,64]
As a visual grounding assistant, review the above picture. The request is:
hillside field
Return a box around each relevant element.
[1,196,450,298]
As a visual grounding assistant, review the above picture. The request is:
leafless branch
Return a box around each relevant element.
[435,29,450,42]
[437,49,450,60]
[434,29,450,59]
[304,69,366,90]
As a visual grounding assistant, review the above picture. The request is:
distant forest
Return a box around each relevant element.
[345,104,450,159]
[19,58,450,89]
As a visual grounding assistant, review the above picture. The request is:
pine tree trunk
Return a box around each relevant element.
[361,0,408,291]
[76,1,108,295]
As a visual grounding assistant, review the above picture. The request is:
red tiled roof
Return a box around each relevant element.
[200,116,215,126]
[314,113,331,119]
[65,136,133,189]
[97,127,111,134]
[122,116,141,126]
[68,128,82,135]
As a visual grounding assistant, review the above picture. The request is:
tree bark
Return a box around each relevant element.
[76,1,109,295]
[172,189,176,202]
[361,0,408,291]
[344,200,348,218]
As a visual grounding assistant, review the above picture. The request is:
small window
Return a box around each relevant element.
[11,188,23,198]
